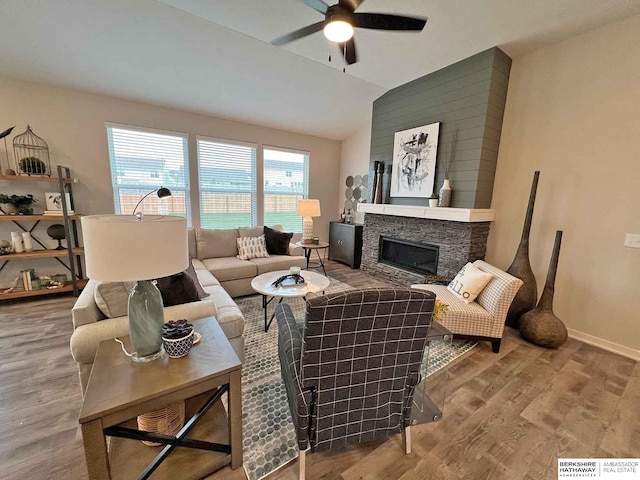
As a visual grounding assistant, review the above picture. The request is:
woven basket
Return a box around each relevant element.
[137,401,185,446]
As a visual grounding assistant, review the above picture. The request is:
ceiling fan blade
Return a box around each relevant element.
[339,0,364,12]
[339,37,358,65]
[271,21,325,46]
[352,13,427,31]
[298,0,330,15]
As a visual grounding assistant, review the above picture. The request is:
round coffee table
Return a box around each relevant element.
[251,270,331,332]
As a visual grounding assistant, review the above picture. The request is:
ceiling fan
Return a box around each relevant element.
[271,0,428,66]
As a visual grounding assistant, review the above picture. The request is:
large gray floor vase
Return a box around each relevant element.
[519,231,568,348]
[506,171,540,328]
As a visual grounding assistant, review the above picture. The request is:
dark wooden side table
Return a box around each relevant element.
[296,241,329,275]
[328,222,363,269]
[78,316,242,480]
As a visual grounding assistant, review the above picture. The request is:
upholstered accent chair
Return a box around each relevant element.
[412,260,523,353]
[275,287,436,480]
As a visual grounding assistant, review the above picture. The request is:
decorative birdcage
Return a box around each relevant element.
[13,125,51,177]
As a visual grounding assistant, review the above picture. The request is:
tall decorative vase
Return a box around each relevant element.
[370,161,379,204]
[505,171,540,328]
[519,231,568,348]
[374,162,385,204]
[438,178,452,207]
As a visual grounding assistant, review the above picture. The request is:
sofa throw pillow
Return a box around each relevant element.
[94,281,134,318]
[155,271,201,307]
[185,259,209,299]
[237,235,271,260]
[264,225,293,255]
[447,262,493,304]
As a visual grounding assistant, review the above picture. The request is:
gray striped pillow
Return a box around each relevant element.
[237,235,270,260]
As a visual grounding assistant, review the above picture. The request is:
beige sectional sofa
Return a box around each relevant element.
[70,225,306,393]
[190,225,306,297]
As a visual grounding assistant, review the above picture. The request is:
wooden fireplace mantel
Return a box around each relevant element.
[357,203,494,223]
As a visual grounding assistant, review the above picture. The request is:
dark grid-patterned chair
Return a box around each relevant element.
[275,287,435,480]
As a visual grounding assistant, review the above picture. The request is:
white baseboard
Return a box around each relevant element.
[567,328,640,361]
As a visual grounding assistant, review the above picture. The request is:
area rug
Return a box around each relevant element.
[237,278,477,480]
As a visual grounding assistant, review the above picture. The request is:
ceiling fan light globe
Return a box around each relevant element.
[324,20,354,43]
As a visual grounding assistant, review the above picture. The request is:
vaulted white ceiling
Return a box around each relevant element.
[1,0,639,140]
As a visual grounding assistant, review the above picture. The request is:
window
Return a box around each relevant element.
[263,147,309,232]
[107,125,190,221]
[197,137,257,229]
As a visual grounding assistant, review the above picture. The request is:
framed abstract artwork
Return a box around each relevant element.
[390,122,440,198]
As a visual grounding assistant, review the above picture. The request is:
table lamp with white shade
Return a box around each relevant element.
[81,214,188,362]
[297,199,321,244]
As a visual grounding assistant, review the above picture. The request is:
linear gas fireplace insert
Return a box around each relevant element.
[378,236,439,276]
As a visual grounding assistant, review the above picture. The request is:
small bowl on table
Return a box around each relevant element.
[162,320,195,358]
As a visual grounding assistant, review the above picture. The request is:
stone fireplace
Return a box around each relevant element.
[360,205,492,287]
[379,237,439,276]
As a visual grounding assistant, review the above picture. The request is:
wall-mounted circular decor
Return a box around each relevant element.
[344,173,368,213]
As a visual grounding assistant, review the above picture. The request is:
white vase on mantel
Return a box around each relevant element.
[438,179,452,207]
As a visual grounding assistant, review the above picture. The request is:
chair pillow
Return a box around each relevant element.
[447,262,493,304]
[237,235,270,260]
[155,271,201,307]
[264,225,293,255]
[185,258,209,299]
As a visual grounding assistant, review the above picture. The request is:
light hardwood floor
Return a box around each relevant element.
[0,261,638,480]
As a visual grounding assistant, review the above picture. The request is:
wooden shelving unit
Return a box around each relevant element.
[1,248,84,260]
[0,174,73,183]
[0,214,82,221]
[0,166,85,300]
[0,279,88,300]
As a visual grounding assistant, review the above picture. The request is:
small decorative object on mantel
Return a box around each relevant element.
[13,125,51,177]
[391,122,440,198]
[374,161,385,204]
[428,193,439,207]
[438,127,457,207]
[370,161,379,203]
[505,171,540,328]
[519,231,568,348]
[0,126,15,175]
[0,194,37,215]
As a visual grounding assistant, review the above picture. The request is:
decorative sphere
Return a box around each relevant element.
[47,224,66,240]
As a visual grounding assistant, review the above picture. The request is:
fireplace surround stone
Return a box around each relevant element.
[361,213,491,287]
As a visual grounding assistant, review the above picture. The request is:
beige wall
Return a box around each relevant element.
[0,77,340,287]
[487,14,640,357]
[339,118,372,225]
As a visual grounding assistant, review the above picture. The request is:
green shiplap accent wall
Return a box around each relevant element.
[369,47,511,208]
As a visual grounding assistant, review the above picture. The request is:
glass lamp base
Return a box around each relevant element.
[128,280,165,363]
[131,345,165,363]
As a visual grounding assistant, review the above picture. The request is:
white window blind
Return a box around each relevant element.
[263,147,309,232]
[107,125,190,222]
[197,137,257,229]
